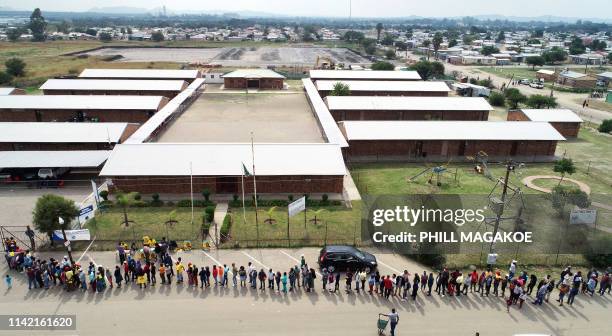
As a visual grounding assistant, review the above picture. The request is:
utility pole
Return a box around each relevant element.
[58,217,75,266]
[489,161,515,253]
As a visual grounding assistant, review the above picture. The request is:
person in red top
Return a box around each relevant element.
[470,270,478,293]
[123,261,129,284]
[212,265,219,286]
[383,275,393,299]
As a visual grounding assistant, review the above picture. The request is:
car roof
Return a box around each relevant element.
[322,245,359,253]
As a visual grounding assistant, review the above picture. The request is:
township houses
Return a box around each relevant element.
[0,95,168,123]
[314,80,451,97]
[507,109,583,138]
[79,69,202,83]
[324,96,492,121]
[40,79,188,98]
[556,70,597,89]
[535,69,557,82]
[222,69,286,89]
[339,121,565,163]
[0,122,136,151]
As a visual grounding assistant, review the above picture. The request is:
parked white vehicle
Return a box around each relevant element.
[529,82,544,89]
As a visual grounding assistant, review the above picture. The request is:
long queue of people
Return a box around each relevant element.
[4,238,611,312]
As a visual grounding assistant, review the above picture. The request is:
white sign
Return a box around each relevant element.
[570,208,597,225]
[91,180,100,205]
[288,197,306,217]
[487,253,498,265]
[53,229,91,241]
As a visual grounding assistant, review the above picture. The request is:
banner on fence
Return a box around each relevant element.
[52,229,91,241]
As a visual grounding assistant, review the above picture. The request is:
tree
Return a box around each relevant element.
[590,40,607,51]
[116,192,138,227]
[481,45,500,56]
[385,49,396,60]
[309,209,326,225]
[448,39,458,48]
[371,61,395,71]
[28,8,47,42]
[5,58,26,77]
[127,27,133,35]
[553,158,576,186]
[263,206,277,224]
[361,38,377,55]
[343,30,365,42]
[409,60,444,80]
[569,36,586,55]
[85,28,98,37]
[395,41,407,51]
[381,34,395,46]
[496,31,505,42]
[151,31,165,42]
[0,71,13,84]
[99,32,112,42]
[56,20,70,34]
[32,194,79,239]
[421,39,431,47]
[504,88,527,109]
[376,23,384,41]
[6,28,22,42]
[488,91,505,107]
[432,32,443,59]
[477,78,493,88]
[330,82,350,96]
[526,94,557,108]
[542,47,567,64]
[598,119,612,133]
[526,55,545,70]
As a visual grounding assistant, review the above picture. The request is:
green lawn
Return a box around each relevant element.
[559,127,612,182]
[225,202,362,248]
[87,207,207,245]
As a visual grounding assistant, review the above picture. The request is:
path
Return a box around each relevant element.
[209,203,228,248]
[521,175,592,194]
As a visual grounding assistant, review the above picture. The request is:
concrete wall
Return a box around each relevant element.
[330,109,489,122]
[108,175,344,194]
[344,139,558,162]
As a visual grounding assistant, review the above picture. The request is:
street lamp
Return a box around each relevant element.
[58,217,75,266]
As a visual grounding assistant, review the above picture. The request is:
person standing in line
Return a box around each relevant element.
[238,266,247,287]
[232,263,238,287]
[212,265,218,286]
[204,266,210,288]
[175,261,185,284]
[322,267,329,291]
[384,275,393,299]
[123,261,130,284]
[527,274,538,295]
[5,274,12,290]
[375,271,381,295]
[159,264,166,285]
[469,270,478,293]
[268,268,275,289]
[218,264,225,287]
[166,263,173,285]
[333,271,341,293]
[289,268,296,291]
[411,274,419,300]
[385,308,399,336]
[368,273,376,294]
[223,264,230,287]
[281,272,288,293]
[294,265,301,288]
[275,271,282,292]
[25,226,36,251]
[105,268,113,289]
[345,269,353,293]
[114,266,123,289]
[427,272,434,296]
[150,263,156,286]
[258,269,267,291]
[359,269,367,293]
[420,271,427,291]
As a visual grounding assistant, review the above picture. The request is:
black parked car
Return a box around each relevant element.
[318,245,377,272]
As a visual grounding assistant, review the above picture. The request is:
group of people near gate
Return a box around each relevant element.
[4,238,611,313]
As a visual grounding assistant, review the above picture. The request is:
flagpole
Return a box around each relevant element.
[251,132,260,248]
[190,161,194,231]
[241,172,247,226]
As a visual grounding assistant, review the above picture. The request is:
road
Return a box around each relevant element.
[403,51,612,124]
[1,247,609,335]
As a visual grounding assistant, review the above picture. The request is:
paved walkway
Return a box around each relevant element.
[209,203,228,249]
[521,175,592,194]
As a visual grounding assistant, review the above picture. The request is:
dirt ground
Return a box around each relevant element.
[81,46,370,66]
[157,90,325,143]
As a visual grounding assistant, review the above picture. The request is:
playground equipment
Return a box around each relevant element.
[407,159,452,186]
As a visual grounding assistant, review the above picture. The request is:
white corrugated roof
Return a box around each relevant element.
[521,109,583,123]
[341,121,566,141]
[310,70,421,80]
[315,80,451,92]
[40,79,187,91]
[536,69,555,75]
[0,122,128,143]
[0,95,164,110]
[0,87,17,95]
[325,96,492,111]
[0,151,111,168]
[125,79,205,144]
[80,69,200,79]
[222,69,285,79]
[100,143,346,176]
[302,79,349,147]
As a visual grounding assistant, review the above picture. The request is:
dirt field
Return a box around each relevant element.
[157,90,325,143]
[80,46,370,66]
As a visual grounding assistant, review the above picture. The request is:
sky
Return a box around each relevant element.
[2,0,611,19]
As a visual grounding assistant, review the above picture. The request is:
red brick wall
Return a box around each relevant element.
[109,175,344,194]
[224,78,284,89]
[43,89,181,98]
[0,142,111,151]
[550,122,580,137]
[506,110,530,121]
[319,91,448,97]
[0,109,156,123]
[345,139,558,162]
[331,110,488,121]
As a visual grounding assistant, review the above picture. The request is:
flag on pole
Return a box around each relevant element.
[242,162,252,177]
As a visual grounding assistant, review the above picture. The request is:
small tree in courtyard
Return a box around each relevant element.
[330,82,350,96]
[553,158,576,186]
[116,192,138,227]
[32,194,79,240]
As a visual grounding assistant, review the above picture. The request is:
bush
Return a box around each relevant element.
[99,190,109,201]
[133,192,142,201]
[488,92,506,107]
[152,193,160,202]
[150,193,163,207]
[0,71,13,85]
[204,205,216,223]
[5,58,26,77]
[232,194,239,202]
[598,119,612,133]
[201,189,211,202]
[177,200,192,207]
[288,195,294,202]
[371,61,395,71]
[220,214,232,241]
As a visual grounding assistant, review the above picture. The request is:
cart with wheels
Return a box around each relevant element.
[377,313,389,335]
